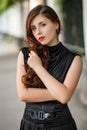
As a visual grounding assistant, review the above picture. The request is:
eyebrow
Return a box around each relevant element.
[39,21,45,25]
[31,21,46,27]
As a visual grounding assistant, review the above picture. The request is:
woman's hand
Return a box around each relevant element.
[27,51,43,71]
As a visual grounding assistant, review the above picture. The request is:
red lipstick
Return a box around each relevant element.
[38,36,45,41]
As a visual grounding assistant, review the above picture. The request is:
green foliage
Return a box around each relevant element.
[55,0,64,6]
[0,0,23,15]
[55,0,64,11]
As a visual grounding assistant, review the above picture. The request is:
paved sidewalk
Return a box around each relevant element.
[0,41,18,56]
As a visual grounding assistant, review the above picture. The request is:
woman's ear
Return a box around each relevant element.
[55,22,60,34]
[56,22,59,30]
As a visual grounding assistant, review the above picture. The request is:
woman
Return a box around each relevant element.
[16,5,82,130]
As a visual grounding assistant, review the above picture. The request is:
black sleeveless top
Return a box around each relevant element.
[21,42,77,87]
[20,42,78,129]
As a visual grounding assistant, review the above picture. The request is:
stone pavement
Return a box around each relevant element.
[0,44,87,130]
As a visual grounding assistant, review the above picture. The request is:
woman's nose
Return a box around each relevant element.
[36,27,41,35]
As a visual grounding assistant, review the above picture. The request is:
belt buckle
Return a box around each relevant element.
[38,111,50,120]
[29,110,36,119]
[29,110,51,120]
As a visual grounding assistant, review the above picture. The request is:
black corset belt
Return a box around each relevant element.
[23,104,74,127]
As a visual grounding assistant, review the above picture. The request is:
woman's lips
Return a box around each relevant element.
[38,36,45,41]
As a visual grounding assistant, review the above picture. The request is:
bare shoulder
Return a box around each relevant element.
[17,50,26,74]
[68,55,83,79]
[64,55,83,89]
[17,51,24,65]
[72,55,83,72]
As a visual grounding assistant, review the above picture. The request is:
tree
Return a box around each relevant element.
[0,0,23,15]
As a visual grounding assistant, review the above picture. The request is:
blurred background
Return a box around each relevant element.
[0,0,87,130]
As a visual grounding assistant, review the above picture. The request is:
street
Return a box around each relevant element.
[0,52,87,130]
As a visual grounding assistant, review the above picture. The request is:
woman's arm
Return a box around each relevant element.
[28,51,83,104]
[16,51,56,102]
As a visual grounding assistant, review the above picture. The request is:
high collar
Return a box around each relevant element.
[47,42,62,55]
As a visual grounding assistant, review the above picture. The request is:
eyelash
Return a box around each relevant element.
[41,23,46,26]
[31,27,36,31]
[31,23,46,31]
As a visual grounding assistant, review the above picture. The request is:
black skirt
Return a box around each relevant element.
[20,118,77,130]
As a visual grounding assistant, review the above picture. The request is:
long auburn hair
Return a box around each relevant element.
[22,5,61,88]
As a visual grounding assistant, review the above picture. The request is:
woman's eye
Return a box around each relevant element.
[31,27,36,31]
[42,23,46,27]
